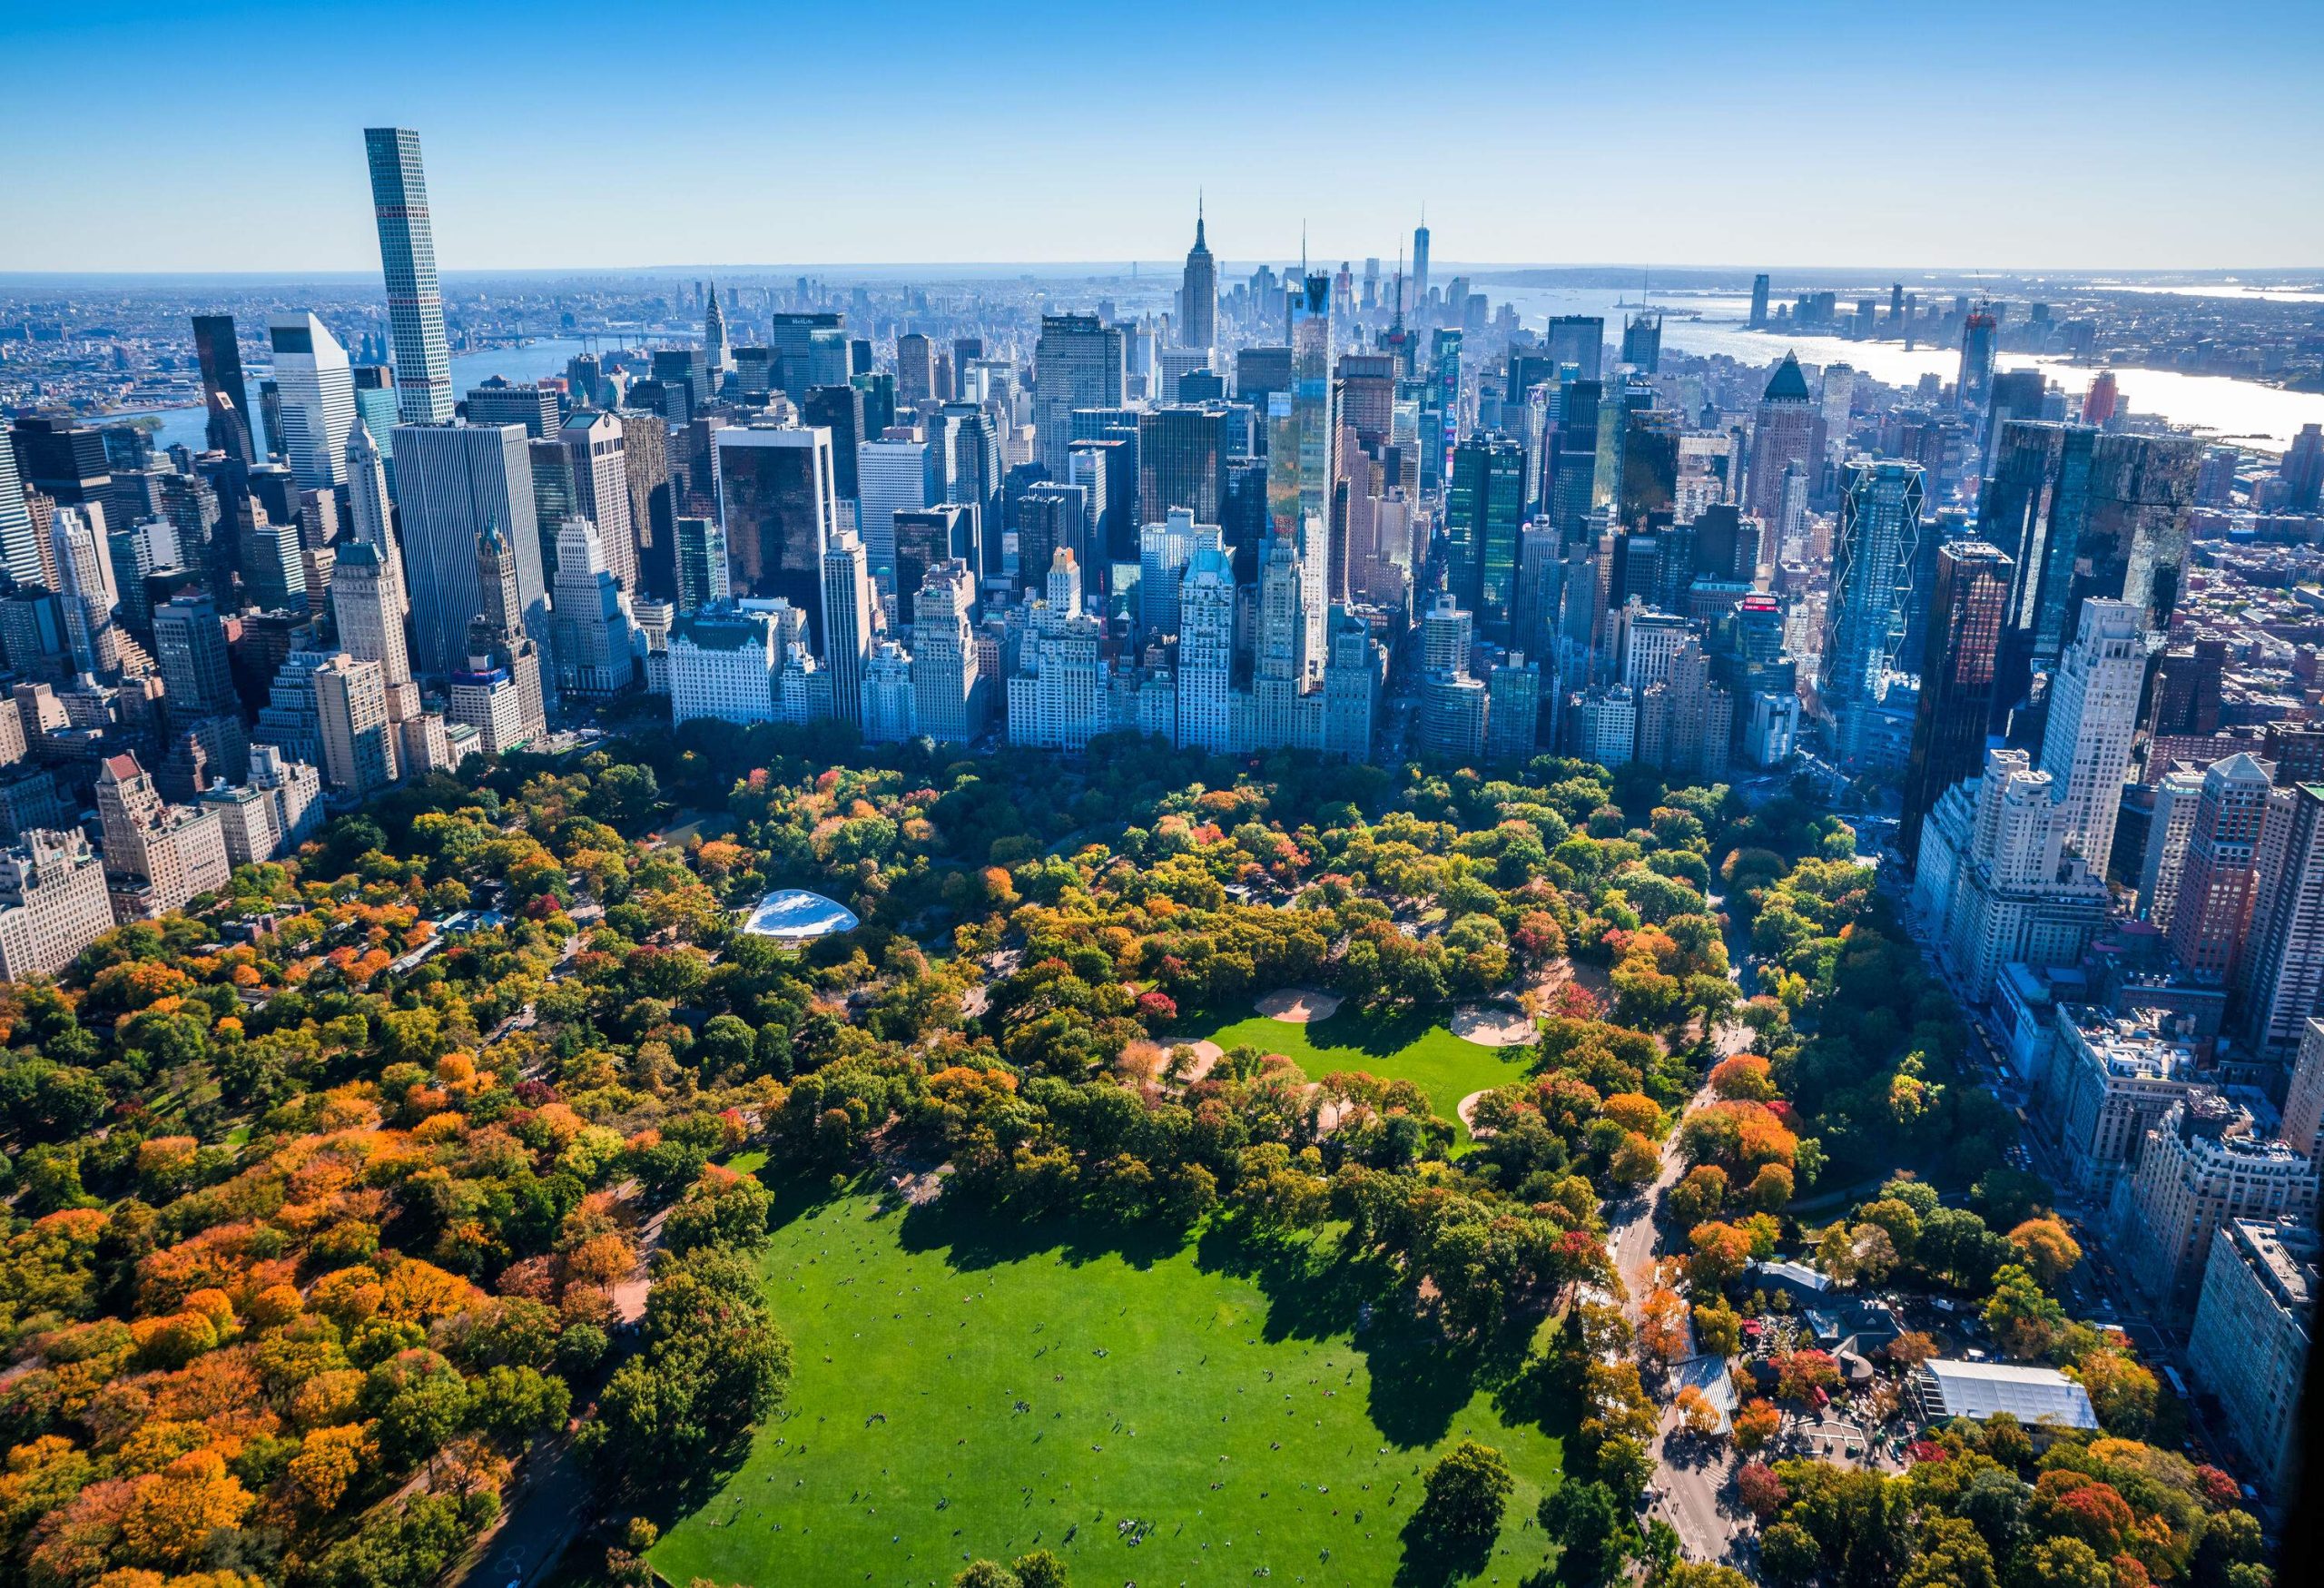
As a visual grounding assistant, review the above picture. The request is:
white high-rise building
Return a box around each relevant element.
[199,745,323,866]
[330,540,419,723]
[344,421,407,616]
[667,607,781,727]
[1175,534,1238,753]
[48,507,121,676]
[856,438,931,580]
[911,560,983,743]
[0,829,114,980]
[2036,597,2146,873]
[820,528,873,729]
[313,654,399,796]
[559,411,637,592]
[1567,684,1638,767]
[862,640,917,743]
[1007,550,1108,751]
[2139,765,2207,927]
[549,517,637,697]
[1420,591,1474,676]
[268,313,358,489]
[1910,748,2112,1001]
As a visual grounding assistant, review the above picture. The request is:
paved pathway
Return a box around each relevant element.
[1606,1074,1747,1565]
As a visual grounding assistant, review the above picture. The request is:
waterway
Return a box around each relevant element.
[125,337,592,455]
[1499,287,2324,451]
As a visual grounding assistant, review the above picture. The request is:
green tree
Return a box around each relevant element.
[1541,1480,1630,1587]
[1416,1439,1512,1543]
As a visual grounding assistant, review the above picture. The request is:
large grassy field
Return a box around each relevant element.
[650,1183,1569,1588]
[1199,1008,1538,1146]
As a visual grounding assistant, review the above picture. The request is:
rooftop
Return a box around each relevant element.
[1915,1359,2100,1430]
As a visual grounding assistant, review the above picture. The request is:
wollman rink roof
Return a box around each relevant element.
[1912,1359,2099,1430]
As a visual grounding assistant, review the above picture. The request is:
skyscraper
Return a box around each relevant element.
[558,410,637,591]
[715,427,837,644]
[549,518,636,697]
[48,508,120,676]
[1748,273,1770,330]
[1443,434,1526,638]
[1545,316,1604,382]
[1980,423,2197,726]
[911,560,984,742]
[330,541,418,721]
[821,527,872,728]
[153,595,249,784]
[674,518,729,614]
[1745,353,1820,523]
[1137,406,1231,527]
[453,519,547,751]
[2035,597,2145,873]
[2235,785,2324,1065]
[1178,201,1216,350]
[896,332,935,409]
[344,423,406,616]
[704,281,731,377]
[267,315,357,489]
[393,422,547,681]
[1411,216,1431,313]
[1957,304,1998,418]
[191,314,256,463]
[0,429,36,588]
[363,127,454,423]
[2167,754,2274,982]
[1821,459,1925,769]
[1033,315,1126,471]
[1901,540,2012,872]
[313,654,399,795]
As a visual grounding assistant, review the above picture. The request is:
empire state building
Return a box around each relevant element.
[1177,201,1216,350]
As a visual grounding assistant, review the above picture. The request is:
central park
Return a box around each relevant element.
[651,1006,1557,1588]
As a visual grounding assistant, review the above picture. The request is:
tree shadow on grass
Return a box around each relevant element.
[1394,1510,1499,1588]
[891,1193,1196,1275]
[756,1163,856,1234]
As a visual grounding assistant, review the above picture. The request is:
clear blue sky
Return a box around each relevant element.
[5,0,2318,273]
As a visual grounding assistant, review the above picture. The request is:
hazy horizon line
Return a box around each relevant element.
[5,261,2321,287]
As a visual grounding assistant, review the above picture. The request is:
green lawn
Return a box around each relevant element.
[1198,1008,1539,1146]
[650,1187,1567,1588]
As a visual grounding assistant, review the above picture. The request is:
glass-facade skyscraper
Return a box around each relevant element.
[1443,434,1526,640]
[1822,459,1926,769]
[363,127,455,423]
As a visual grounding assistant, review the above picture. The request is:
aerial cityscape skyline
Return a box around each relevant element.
[0,7,2317,1578]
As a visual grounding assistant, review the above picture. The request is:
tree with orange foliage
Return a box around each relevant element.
[288,1423,377,1514]
[1732,1398,1782,1455]
[1687,1221,1754,1290]
[117,1448,253,1568]
[1707,1052,1777,1101]
[2007,1216,2084,1288]
[1600,1092,1663,1138]
[1638,1287,1689,1366]
[1674,1384,1721,1437]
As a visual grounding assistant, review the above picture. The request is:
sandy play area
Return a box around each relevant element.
[1256,987,1343,1022]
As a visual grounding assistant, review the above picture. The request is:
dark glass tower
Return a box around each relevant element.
[1900,540,2013,871]
[191,314,255,463]
[1443,434,1526,638]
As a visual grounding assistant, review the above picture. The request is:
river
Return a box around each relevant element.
[124,337,594,454]
[1499,287,2324,452]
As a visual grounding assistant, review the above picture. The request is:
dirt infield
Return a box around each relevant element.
[1255,987,1343,1022]
[1452,1004,1538,1047]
